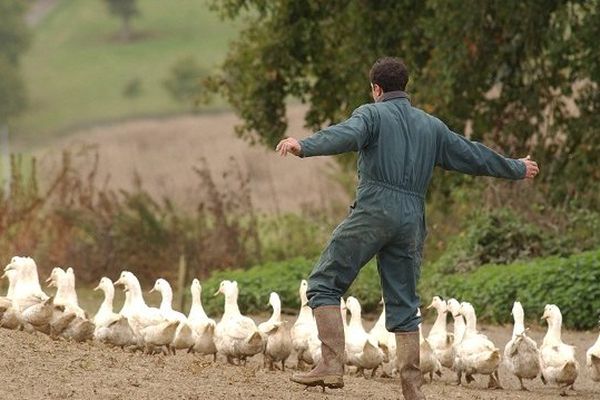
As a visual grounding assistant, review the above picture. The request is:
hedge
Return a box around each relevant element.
[197,257,381,317]
[433,249,600,330]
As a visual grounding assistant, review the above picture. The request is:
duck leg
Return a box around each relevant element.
[518,377,529,391]
[455,371,462,385]
[370,366,378,378]
[213,353,217,362]
[429,372,433,383]
[281,358,287,372]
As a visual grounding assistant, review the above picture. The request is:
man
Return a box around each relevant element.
[276,57,539,400]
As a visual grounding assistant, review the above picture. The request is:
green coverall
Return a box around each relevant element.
[300,91,525,333]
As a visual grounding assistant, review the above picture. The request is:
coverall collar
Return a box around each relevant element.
[377,90,410,103]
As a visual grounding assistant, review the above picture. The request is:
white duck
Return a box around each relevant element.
[187,279,217,359]
[150,278,195,353]
[540,304,579,395]
[368,300,396,377]
[113,271,169,339]
[46,267,86,318]
[446,298,466,377]
[5,256,48,303]
[140,320,180,355]
[504,301,540,390]
[290,280,316,369]
[214,280,264,364]
[454,302,502,388]
[426,296,454,369]
[587,320,600,382]
[95,316,140,349]
[258,292,292,370]
[0,269,20,329]
[418,309,442,382]
[345,296,385,378]
[93,277,121,336]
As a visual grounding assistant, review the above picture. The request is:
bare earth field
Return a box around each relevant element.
[28,106,349,214]
[1,319,598,400]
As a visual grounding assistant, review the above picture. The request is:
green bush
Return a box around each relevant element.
[429,207,600,275]
[433,250,600,330]
[199,257,382,317]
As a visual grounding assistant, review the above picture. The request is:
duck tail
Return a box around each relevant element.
[562,361,577,376]
[247,331,263,346]
[591,354,600,365]
[488,349,501,364]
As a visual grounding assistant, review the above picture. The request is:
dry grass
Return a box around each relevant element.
[26,106,349,214]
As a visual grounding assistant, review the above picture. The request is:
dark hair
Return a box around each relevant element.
[369,57,409,92]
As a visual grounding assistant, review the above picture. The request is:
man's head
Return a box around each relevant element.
[369,57,409,101]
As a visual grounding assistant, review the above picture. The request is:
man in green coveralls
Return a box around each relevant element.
[276,57,539,399]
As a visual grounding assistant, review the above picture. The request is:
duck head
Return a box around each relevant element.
[114,271,134,292]
[150,278,168,294]
[46,267,66,288]
[299,280,308,306]
[446,298,461,317]
[268,292,281,309]
[541,304,562,325]
[457,302,475,318]
[427,295,447,312]
[214,280,233,296]
[94,277,113,292]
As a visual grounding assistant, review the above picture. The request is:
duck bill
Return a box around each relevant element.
[213,290,221,296]
[93,285,101,291]
[149,288,156,294]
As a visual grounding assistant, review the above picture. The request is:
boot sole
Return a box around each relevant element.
[290,375,344,389]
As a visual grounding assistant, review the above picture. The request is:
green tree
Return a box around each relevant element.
[0,0,30,194]
[103,0,140,41]
[209,0,600,207]
[163,56,208,110]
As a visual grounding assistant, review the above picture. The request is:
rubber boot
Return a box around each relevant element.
[291,305,345,390]
[396,331,426,400]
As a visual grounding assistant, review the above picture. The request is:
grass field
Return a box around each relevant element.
[13,0,238,143]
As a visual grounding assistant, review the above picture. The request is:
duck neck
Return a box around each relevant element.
[464,311,477,337]
[159,286,174,311]
[269,302,281,323]
[512,314,525,337]
[594,331,600,348]
[349,308,362,329]
[6,277,15,299]
[223,292,240,318]
[430,307,447,334]
[128,281,146,309]
[375,308,386,329]
[544,318,562,345]
[100,285,114,312]
[190,287,208,319]
[453,314,466,342]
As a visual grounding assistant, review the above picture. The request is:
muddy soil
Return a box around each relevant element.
[0,320,598,400]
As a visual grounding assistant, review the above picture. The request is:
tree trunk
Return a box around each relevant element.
[120,16,132,42]
[0,124,10,198]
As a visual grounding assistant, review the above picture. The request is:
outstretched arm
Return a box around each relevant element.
[276,106,373,157]
[435,120,539,180]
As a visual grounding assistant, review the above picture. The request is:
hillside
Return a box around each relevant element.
[14,0,238,141]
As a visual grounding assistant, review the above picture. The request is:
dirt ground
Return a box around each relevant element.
[1,319,598,400]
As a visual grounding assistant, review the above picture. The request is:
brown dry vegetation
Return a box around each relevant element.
[26,105,349,214]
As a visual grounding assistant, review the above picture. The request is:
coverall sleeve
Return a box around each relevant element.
[299,105,373,157]
[434,118,526,180]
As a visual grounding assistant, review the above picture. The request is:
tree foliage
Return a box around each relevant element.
[209,0,600,207]
[163,56,208,109]
[0,0,30,121]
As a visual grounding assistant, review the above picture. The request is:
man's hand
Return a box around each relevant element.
[276,137,302,157]
[520,155,539,179]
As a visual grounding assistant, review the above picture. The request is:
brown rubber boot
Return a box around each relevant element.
[291,305,345,390]
[396,331,426,400]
